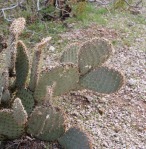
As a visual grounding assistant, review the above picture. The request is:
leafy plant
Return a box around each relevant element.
[72,3,107,26]
[0,18,124,148]
[113,0,133,10]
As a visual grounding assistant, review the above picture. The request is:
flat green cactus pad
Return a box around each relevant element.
[15,41,29,88]
[78,38,113,75]
[34,64,79,101]
[27,106,65,141]
[1,89,10,103]
[60,43,80,64]
[0,109,24,140]
[79,67,124,94]
[16,89,35,115]
[12,98,28,125]
[0,70,9,90]
[0,71,10,102]
[29,49,42,92]
[58,127,92,149]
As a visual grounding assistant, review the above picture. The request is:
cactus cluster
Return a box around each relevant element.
[0,18,124,148]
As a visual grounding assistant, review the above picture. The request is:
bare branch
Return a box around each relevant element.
[0,0,25,21]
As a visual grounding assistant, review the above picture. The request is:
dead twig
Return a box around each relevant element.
[0,0,25,21]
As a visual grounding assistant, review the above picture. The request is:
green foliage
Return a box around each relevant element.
[40,5,56,14]
[28,22,46,32]
[72,3,107,25]
[75,2,87,19]
[113,0,133,10]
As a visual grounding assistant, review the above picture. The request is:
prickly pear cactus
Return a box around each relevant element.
[12,98,28,125]
[78,38,113,75]
[60,37,124,94]
[79,67,124,94]
[15,40,29,88]
[29,37,51,92]
[16,89,34,115]
[60,42,80,64]
[0,17,125,148]
[7,17,26,75]
[27,106,65,141]
[9,17,26,36]
[1,89,11,103]
[0,70,10,103]
[0,109,25,140]
[58,127,92,149]
[34,64,79,101]
[28,47,42,92]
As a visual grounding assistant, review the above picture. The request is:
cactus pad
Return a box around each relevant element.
[0,109,24,140]
[29,37,51,92]
[60,43,80,64]
[0,71,10,102]
[0,70,9,90]
[29,48,42,92]
[78,38,113,75]
[12,98,28,125]
[16,89,34,115]
[1,89,10,103]
[6,36,17,74]
[79,67,124,94]
[9,18,26,36]
[34,64,79,101]
[0,70,10,103]
[15,40,29,88]
[58,127,92,149]
[27,106,65,141]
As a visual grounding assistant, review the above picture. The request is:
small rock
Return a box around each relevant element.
[127,22,135,27]
[49,46,55,52]
[99,97,107,103]
[98,107,105,115]
[128,78,137,86]
[102,141,109,147]
[114,125,121,133]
